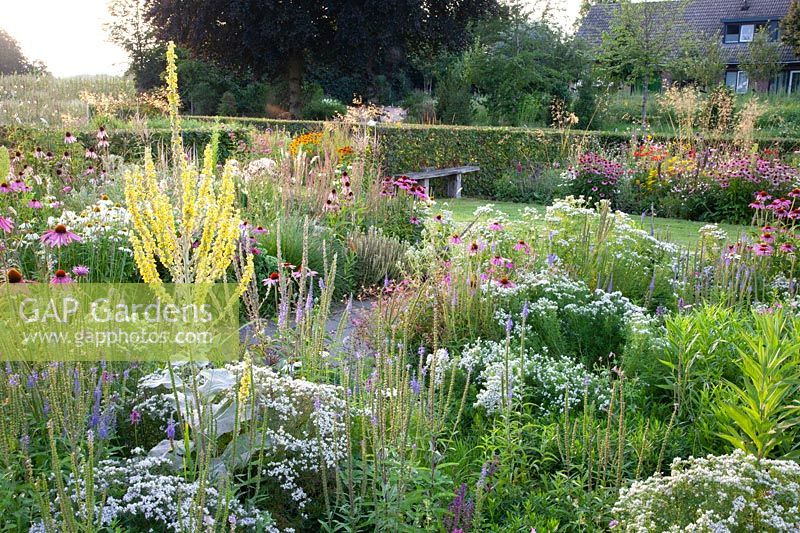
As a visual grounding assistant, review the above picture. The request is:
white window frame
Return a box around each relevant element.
[790,71,800,95]
[735,71,750,94]
[739,24,755,42]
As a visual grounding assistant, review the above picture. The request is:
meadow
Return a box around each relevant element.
[0,49,800,533]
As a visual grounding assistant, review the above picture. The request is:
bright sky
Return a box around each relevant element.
[2,0,584,77]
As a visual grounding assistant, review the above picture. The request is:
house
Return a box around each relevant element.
[577,0,800,94]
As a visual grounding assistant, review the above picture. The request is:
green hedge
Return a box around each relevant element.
[195,116,800,197]
[4,117,800,199]
[0,124,250,163]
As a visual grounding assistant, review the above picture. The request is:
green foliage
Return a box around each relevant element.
[464,21,583,126]
[668,33,726,88]
[217,91,238,116]
[716,310,800,460]
[741,27,783,92]
[781,0,800,57]
[435,63,473,125]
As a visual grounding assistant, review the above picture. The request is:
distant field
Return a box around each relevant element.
[439,198,746,248]
[0,74,134,127]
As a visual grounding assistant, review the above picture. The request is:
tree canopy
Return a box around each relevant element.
[781,0,800,58]
[0,28,40,75]
[144,0,499,117]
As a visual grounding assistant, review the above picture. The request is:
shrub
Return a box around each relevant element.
[611,450,800,531]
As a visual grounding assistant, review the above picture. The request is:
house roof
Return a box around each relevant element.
[576,0,799,65]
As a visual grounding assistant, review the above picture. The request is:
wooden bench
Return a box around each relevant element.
[399,165,479,199]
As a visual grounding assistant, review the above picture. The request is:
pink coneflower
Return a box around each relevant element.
[97,139,109,149]
[84,166,95,176]
[252,226,268,235]
[450,234,462,244]
[51,269,73,284]
[72,265,90,277]
[514,240,530,254]
[467,241,484,256]
[33,147,44,159]
[64,132,77,144]
[761,232,775,243]
[10,179,30,192]
[85,147,98,159]
[96,127,108,141]
[433,214,444,223]
[62,186,73,194]
[27,199,43,209]
[497,277,515,289]
[409,216,421,225]
[41,224,81,247]
[755,191,771,202]
[789,188,800,198]
[62,151,71,161]
[754,243,774,256]
[780,243,795,254]
[487,221,503,231]
[262,271,280,286]
[0,216,13,234]
[11,151,22,164]
[0,183,9,194]
[50,201,63,209]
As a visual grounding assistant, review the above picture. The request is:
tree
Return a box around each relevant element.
[669,33,726,89]
[596,0,686,127]
[145,0,499,118]
[781,0,800,57]
[741,26,782,92]
[0,28,35,74]
[464,20,585,125]
[106,0,164,90]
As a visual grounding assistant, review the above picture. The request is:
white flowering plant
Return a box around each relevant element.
[611,450,800,532]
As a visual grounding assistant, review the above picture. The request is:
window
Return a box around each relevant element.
[724,22,772,43]
[791,72,800,95]
[739,24,755,42]
[725,24,741,43]
[725,71,749,94]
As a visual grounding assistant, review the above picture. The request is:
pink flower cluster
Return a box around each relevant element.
[573,152,623,201]
[712,156,799,189]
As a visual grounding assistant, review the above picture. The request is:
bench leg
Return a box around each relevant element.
[422,178,430,199]
[451,173,462,198]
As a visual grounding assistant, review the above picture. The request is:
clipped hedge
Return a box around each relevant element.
[196,116,800,197]
[0,124,250,163]
[4,116,800,199]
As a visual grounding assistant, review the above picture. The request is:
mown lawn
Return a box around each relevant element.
[438,198,747,248]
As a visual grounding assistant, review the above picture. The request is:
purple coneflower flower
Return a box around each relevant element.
[72,265,90,277]
[450,234,462,244]
[27,199,43,209]
[262,271,280,286]
[410,216,421,225]
[96,127,108,141]
[64,132,77,144]
[780,243,795,254]
[754,243,774,257]
[51,269,73,284]
[487,221,503,231]
[41,224,81,247]
[0,216,13,234]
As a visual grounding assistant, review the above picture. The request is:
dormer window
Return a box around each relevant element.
[725,23,756,42]
[724,21,778,43]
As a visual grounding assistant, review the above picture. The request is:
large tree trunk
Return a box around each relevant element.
[286,50,304,119]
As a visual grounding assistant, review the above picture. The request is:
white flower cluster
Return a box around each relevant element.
[243,157,278,183]
[222,362,348,510]
[425,348,451,386]
[611,450,800,532]
[461,339,608,416]
[31,451,276,532]
[50,197,132,242]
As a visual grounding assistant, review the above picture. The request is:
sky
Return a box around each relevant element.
[3,0,584,78]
